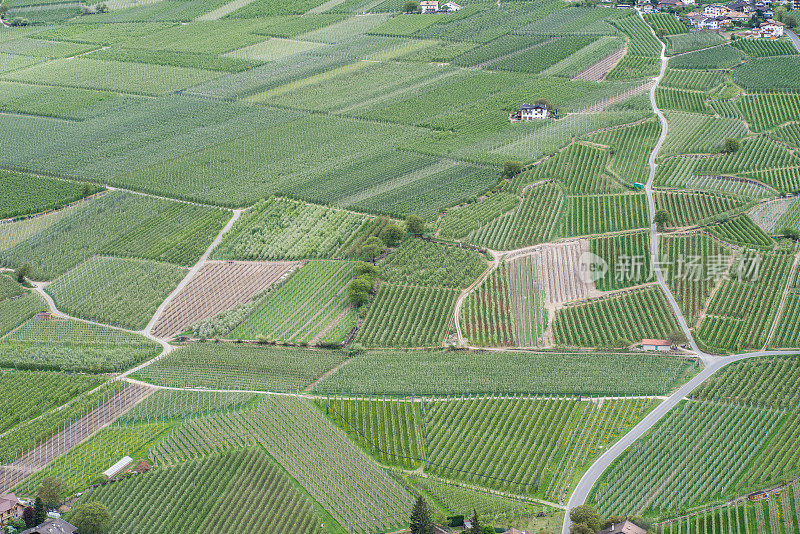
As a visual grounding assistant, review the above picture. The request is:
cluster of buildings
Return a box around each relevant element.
[0,494,77,534]
[632,0,791,37]
[418,0,461,13]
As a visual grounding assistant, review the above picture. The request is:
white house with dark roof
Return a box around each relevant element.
[420,0,438,12]
[518,103,548,121]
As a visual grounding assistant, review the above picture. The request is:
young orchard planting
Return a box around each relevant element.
[3,1,800,532]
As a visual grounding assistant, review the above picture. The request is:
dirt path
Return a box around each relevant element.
[143,208,244,339]
[573,42,627,82]
[453,250,501,346]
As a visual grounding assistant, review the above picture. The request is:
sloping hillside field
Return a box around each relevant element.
[1,2,799,533]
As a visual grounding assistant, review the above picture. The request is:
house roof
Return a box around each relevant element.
[642,339,670,346]
[520,103,547,110]
[599,520,647,534]
[0,494,20,514]
[20,519,77,534]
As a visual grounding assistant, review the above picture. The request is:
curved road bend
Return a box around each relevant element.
[562,24,799,533]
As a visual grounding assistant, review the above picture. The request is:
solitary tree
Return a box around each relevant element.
[71,502,111,534]
[409,496,435,534]
[653,209,672,230]
[656,27,668,38]
[361,236,384,264]
[467,510,482,534]
[779,226,800,241]
[722,138,740,154]
[403,0,420,12]
[37,477,64,509]
[14,262,31,283]
[668,329,688,347]
[33,497,46,527]
[503,160,523,178]
[570,505,602,532]
[381,223,405,247]
[405,214,425,236]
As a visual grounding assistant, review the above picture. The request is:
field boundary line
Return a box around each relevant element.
[453,250,501,346]
[763,252,800,349]
[143,208,244,339]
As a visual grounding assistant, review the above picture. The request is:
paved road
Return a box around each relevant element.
[788,30,800,54]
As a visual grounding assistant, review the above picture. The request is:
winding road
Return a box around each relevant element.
[561,23,800,534]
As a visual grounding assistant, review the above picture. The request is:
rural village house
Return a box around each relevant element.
[641,339,671,352]
[20,518,77,534]
[0,493,24,525]
[442,1,461,10]
[598,520,647,534]
[420,0,438,13]
[511,103,548,122]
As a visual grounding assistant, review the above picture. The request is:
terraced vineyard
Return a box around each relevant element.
[3,3,800,534]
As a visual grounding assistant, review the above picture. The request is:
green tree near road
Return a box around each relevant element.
[654,209,672,230]
[570,504,602,532]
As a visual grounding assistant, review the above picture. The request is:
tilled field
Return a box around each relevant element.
[152,260,299,338]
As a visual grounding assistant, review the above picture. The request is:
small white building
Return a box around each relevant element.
[420,0,438,12]
[703,3,729,16]
[642,339,671,352]
[761,20,785,36]
[519,103,548,120]
[442,1,461,10]
[103,456,133,478]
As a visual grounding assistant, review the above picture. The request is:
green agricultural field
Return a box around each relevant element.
[666,31,725,55]
[643,12,687,35]
[133,343,347,391]
[0,291,47,337]
[378,239,486,290]
[552,285,680,348]
[227,260,355,343]
[70,449,331,534]
[661,232,734,325]
[734,56,800,92]
[469,182,564,250]
[561,194,649,237]
[460,263,514,347]
[591,400,782,515]
[0,171,102,220]
[0,318,160,372]
[315,349,696,396]
[697,252,792,352]
[46,256,187,330]
[0,191,230,279]
[3,3,800,531]
[0,370,105,434]
[669,45,746,69]
[355,284,458,347]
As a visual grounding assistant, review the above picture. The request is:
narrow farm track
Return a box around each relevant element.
[143,208,244,338]
[453,250,502,346]
[561,26,800,534]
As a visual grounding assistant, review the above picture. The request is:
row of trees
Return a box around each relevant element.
[350,215,426,305]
